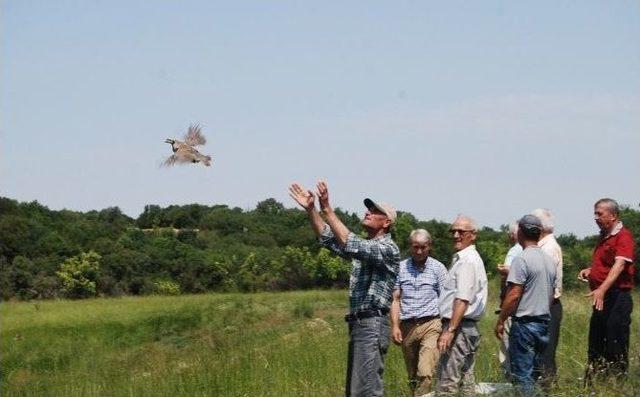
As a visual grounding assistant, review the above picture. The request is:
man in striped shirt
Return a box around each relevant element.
[390,229,447,396]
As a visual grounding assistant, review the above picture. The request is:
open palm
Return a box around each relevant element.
[289,183,315,210]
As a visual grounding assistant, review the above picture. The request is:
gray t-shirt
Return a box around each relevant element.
[506,246,557,318]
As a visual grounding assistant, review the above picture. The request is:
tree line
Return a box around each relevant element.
[0,196,638,300]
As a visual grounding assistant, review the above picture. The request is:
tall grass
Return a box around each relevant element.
[1,288,639,396]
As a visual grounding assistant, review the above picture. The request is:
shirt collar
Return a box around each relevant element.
[454,244,476,261]
[409,257,430,271]
[603,221,623,238]
[538,234,555,246]
[372,232,392,242]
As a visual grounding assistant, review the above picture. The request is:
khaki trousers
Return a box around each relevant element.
[400,317,442,396]
[498,316,512,379]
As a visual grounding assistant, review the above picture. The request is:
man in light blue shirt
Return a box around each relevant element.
[390,229,447,396]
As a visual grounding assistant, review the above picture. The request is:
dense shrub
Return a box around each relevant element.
[56,251,101,299]
[1,196,638,300]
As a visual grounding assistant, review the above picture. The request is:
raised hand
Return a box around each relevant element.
[315,180,331,211]
[289,183,315,210]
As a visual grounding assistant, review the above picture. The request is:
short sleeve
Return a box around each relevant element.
[394,262,403,290]
[507,256,528,285]
[455,260,477,302]
[436,262,448,295]
[614,232,635,262]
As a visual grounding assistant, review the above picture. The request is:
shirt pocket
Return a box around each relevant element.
[443,273,456,290]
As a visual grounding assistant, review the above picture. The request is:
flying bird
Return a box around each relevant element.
[163,124,212,167]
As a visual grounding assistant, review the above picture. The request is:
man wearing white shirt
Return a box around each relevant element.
[436,215,488,396]
[532,208,563,386]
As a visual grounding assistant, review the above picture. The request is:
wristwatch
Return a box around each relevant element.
[447,325,457,333]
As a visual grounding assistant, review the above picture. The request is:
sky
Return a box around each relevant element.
[2,1,639,237]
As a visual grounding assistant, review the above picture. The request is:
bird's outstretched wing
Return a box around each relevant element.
[183,124,206,146]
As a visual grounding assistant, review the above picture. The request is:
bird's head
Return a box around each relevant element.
[165,139,175,144]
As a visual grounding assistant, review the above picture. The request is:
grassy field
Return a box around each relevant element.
[1,286,639,396]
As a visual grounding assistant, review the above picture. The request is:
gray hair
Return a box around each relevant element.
[409,229,432,243]
[594,198,620,216]
[508,222,519,238]
[454,214,478,232]
[531,208,555,233]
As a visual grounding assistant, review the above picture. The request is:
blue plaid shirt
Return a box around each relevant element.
[395,257,447,320]
[319,225,400,313]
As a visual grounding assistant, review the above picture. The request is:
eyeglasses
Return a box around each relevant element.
[448,229,475,235]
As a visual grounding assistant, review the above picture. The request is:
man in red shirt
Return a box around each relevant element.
[578,198,636,381]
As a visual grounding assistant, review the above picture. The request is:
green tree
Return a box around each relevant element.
[136,205,163,228]
[476,240,508,278]
[56,251,101,299]
[255,198,285,215]
[278,246,316,289]
[314,248,350,287]
[7,256,37,300]
[394,211,418,253]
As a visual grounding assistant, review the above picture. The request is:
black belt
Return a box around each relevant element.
[441,317,477,324]
[344,308,389,322]
[514,315,550,324]
[401,315,438,324]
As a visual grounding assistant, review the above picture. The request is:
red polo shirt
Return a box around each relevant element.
[589,223,636,291]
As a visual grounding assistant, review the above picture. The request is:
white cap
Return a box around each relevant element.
[364,198,397,225]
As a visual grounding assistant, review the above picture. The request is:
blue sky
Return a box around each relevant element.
[2,1,639,237]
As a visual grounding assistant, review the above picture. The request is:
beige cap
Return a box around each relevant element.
[364,198,397,225]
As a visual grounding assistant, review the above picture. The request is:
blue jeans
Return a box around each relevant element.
[509,318,549,396]
[345,315,390,397]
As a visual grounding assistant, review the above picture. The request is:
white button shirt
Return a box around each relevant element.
[538,234,563,299]
[438,245,488,321]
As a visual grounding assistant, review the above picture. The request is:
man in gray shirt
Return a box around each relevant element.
[495,214,556,396]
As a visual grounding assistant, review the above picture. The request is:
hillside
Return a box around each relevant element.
[1,197,638,300]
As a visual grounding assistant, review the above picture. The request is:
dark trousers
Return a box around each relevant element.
[345,315,390,397]
[541,299,562,384]
[586,289,633,381]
